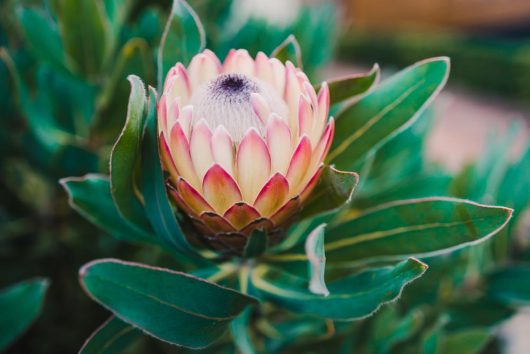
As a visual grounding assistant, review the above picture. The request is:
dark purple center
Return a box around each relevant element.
[210,74,258,99]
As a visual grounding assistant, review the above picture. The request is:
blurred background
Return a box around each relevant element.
[337,0,530,170]
[338,1,530,353]
[1,0,529,353]
[337,2,530,353]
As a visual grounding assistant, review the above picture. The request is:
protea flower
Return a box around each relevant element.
[158,49,333,251]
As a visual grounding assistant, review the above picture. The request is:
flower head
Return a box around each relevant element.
[158,49,333,250]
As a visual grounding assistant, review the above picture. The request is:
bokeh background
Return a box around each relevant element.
[1,0,529,353]
[334,3,530,352]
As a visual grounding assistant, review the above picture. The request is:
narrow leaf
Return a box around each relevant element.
[243,229,268,259]
[305,224,329,296]
[110,75,152,232]
[79,316,141,354]
[300,166,359,220]
[439,329,490,354]
[326,197,512,265]
[16,7,68,72]
[0,278,49,351]
[80,259,257,349]
[140,87,199,258]
[251,258,427,321]
[157,0,205,90]
[487,267,530,305]
[60,174,154,245]
[446,298,513,330]
[271,35,303,68]
[314,64,380,105]
[328,57,450,170]
[55,0,110,76]
[230,309,256,354]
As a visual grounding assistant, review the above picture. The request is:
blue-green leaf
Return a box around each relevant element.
[0,278,49,351]
[328,57,450,170]
[230,308,256,354]
[305,224,329,296]
[271,35,303,68]
[157,0,205,90]
[251,258,427,320]
[314,64,380,105]
[16,7,68,72]
[243,229,268,259]
[79,316,141,354]
[140,87,201,259]
[60,174,154,245]
[487,267,530,305]
[80,259,257,349]
[110,75,152,232]
[326,197,512,265]
[54,0,110,76]
[299,166,359,220]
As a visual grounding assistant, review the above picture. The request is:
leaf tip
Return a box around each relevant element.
[409,257,429,272]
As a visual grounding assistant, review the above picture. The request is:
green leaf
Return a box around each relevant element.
[262,315,329,352]
[243,229,268,259]
[230,308,256,354]
[315,64,380,105]
[305,224,329,296]
[55,0,110,76]
[141,87,198,258]
[16,7,68,72]
[276,212,334,253]
[95,38,153,125]
[271,34,303,68]
[80,259,257,349]
[439,329,490,354]
[52,143,99,176]
[251,258,427,320]
[353,174,451,210]
[300,166,359,220]
[326,197,512,265]
[497,146,530,215]
[0,49,70,156]
[0,278,49,351]
[328,57,450,170]
[421,316,447,354]
[446,297,513,330]
[368,306,424,354]
[487,267,530,305]
[80,316,141,354]
[110,75,152,232]
[157,0,205,90]
[103,0,134,54]
[60,174,154,245]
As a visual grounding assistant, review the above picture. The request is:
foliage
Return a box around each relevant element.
[0,0,334,351]
[0,0,528,353]
[338,30,530,101]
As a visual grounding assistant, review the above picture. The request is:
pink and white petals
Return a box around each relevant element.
[175,178,213,216]
[266,115,292,174]
[202,164,242,215]
[223,49,255,76]
[286,136,312,196]
[187,49,221,90]
[189,120,214,181]
[168,123,200,189]
[211,126,235,176]
[253,173,290,217]
[158,49,334,247]
[236,128,272,203]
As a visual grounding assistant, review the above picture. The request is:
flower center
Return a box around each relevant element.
[217,74,256,94]
[192,73,286,142]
